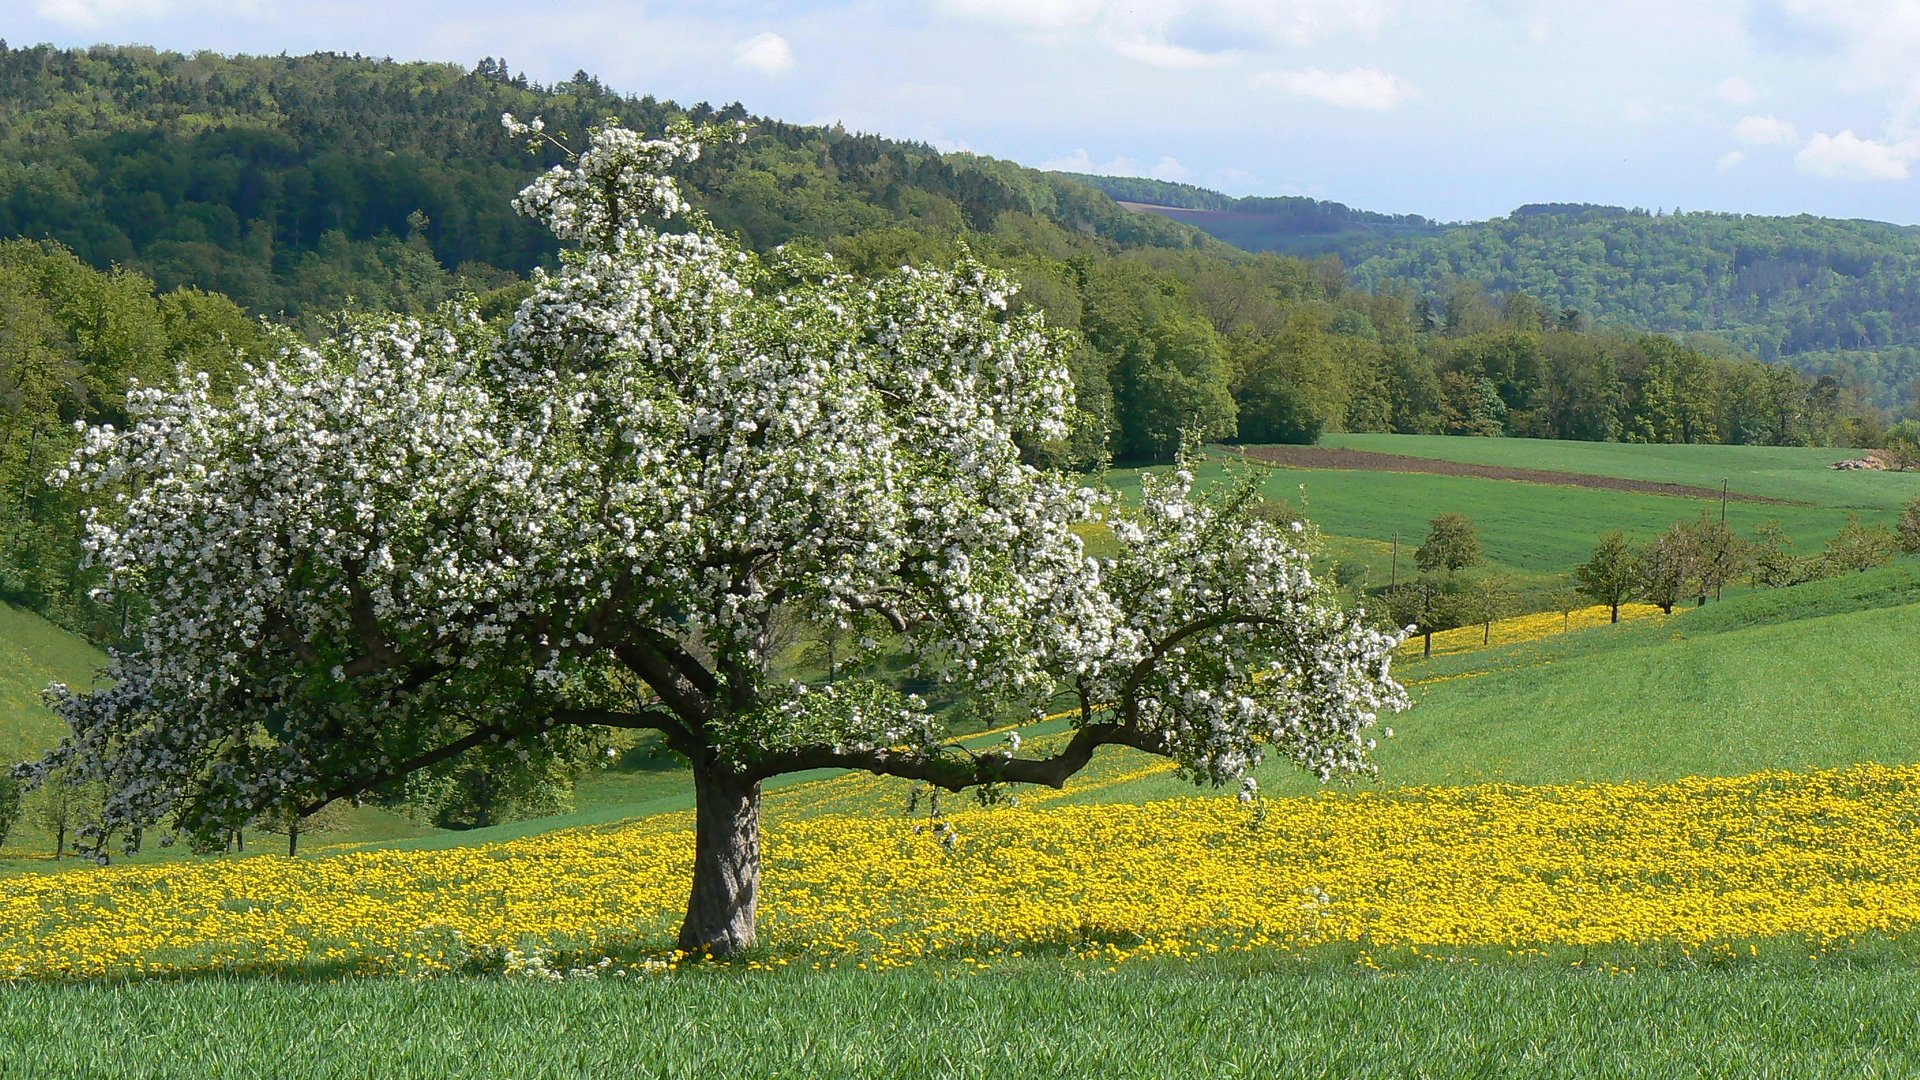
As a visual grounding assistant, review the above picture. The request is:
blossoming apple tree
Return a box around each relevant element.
[32,117,1408,955]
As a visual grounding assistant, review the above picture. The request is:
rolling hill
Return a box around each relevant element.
[1073,174,1920,413]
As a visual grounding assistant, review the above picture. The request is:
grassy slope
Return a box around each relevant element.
[892,561,1920,810]
[1109,454,1871,579]
[0,602,430,859]
[1322,432,1920,511]
[0,602,102,764]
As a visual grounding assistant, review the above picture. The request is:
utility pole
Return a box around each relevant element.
[1720,479,1728,525]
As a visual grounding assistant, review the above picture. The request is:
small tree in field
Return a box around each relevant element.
[1638,522,1701,615]
[1463,570,1516,645]
[1414,512,1481,577]
[254,798,352,857]
[1898,497,1920,556]
[1748,520,1802,588]
[1574,531,1639,623]
[1384,574,1456,657]
[1883,434,1920,472]
[0,773,24,849]
[1690,515,1748,604]
[1821,514,1897,575]
[26,119,1408,956]
[29,766,100,859]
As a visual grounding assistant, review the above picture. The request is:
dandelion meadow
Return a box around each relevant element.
[9,761,1920,981]
[9,20,1920,1077]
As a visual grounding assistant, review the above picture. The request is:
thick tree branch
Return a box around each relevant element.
[298,720,511,817]
[613,639,716,729]
[298,706,696,816]
[553,707,701,758]
[740,722,1170,789]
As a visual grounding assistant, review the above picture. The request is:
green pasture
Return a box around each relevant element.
[325,560,1920,840]
[5,948,1918,1078]
[1017,562,1920,805]
[0,602,101,764]
[1107,451,1898,582]
[1322,432,1920,511]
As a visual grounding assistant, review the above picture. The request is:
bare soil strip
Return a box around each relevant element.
[1234,445,1800,505]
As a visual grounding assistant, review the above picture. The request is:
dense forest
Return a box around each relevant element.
[0,45,1896,634]
[1079,177,1920,415]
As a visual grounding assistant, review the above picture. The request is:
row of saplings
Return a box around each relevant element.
[0,752,565,861]
[1374,495,1920,656]
[0,770,358,861]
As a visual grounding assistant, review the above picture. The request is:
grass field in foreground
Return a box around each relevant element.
[4,951,1918,1079]
[1322,432,1920,510]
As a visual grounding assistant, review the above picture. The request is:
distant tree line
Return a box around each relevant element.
[0,45,1892,476]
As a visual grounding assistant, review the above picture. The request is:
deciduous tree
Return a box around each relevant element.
[1638,524,1699,615]
[1574,531,1639,623]
[1415,512,1482,577]
[27,120,1408,956]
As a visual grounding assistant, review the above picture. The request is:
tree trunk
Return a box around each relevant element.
[1610,603,1620,624]
[679,766,761,957]
[1422,630,1432,657]
[288,820,299,858]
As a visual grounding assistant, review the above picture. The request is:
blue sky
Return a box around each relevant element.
[15,0,1920,224]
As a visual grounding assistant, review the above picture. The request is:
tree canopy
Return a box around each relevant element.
[28,118,1409,955]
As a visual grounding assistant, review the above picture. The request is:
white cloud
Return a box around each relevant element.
[1210,165,1261,192]
[1714,76,1758,105]
[1733,114,1798,146]
[1039,148,1192,182]
[732,32,795,76]
[1101,36,1232,69]
[1794,129,1920,180]
[936,0,1104,33]
[1716,150,1745,170]
[1524,15,1553,44]
[1148,155,1195,182]
[1250,66,1413,110]
[1768,1,1920,134]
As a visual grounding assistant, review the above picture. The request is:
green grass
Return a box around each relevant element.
[1323,432,1920,510]
[2,466,1919,1073]
[4,949,1918,1078]
[1109,455,1876,579]
[0,601,103,764]
[980,561,1920,807]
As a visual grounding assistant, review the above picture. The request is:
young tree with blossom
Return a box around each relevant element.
[30,117,1407,955]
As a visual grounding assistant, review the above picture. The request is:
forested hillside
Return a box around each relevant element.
[1060,173,1446,256]
[0,46,1900,637]
[0,44,1203,321]
[0,240,265,631]
[1076,172,1920,415]
[1342,206,1920,414]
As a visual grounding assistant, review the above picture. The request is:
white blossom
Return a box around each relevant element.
[30,119,1406,855]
